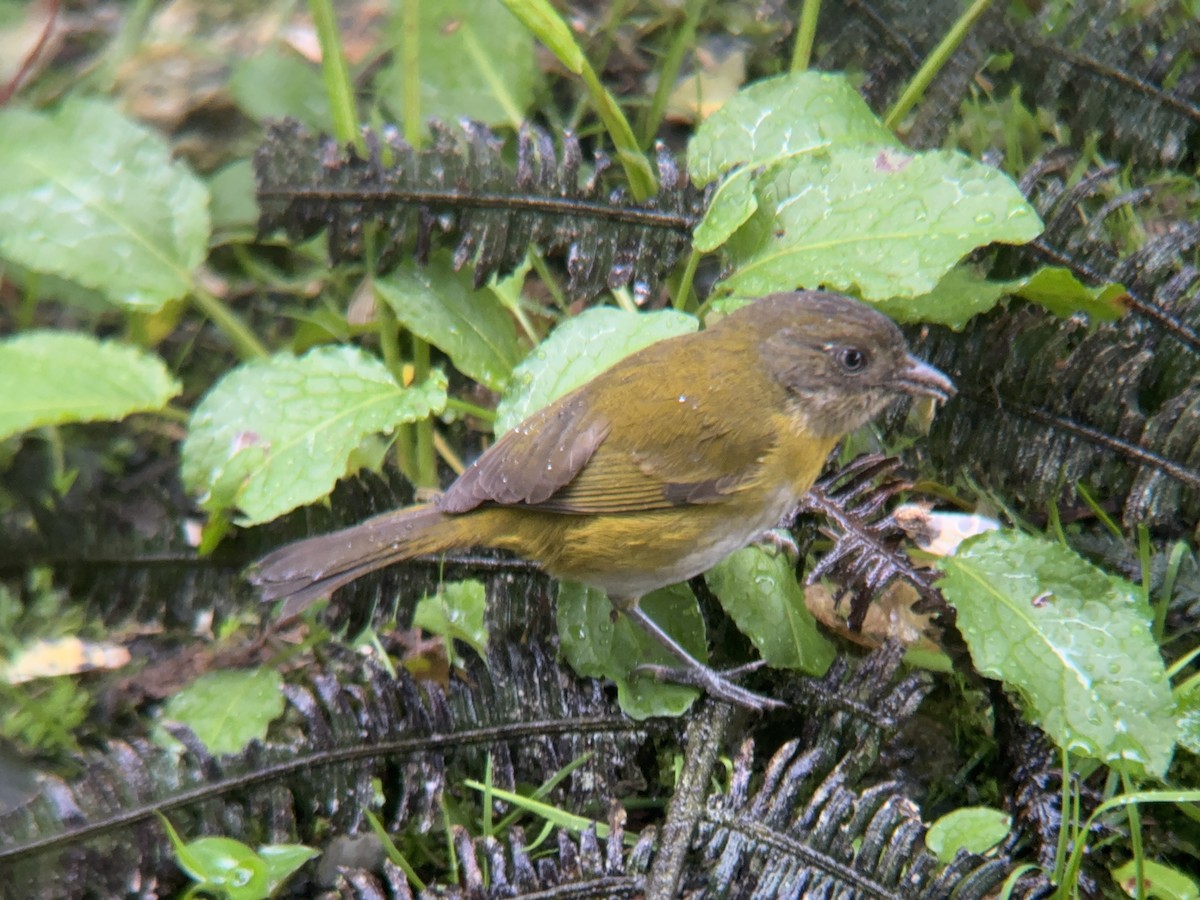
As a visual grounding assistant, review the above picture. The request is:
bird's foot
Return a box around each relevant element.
[632,660,787,712]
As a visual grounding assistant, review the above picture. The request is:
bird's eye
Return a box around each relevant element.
[836,347,869,373]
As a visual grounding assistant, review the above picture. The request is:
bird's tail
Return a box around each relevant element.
[249,504,481,618]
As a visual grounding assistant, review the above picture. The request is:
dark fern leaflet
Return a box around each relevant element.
[254,119,707,305]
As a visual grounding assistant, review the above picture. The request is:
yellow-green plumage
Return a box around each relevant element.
[253,291,953,642]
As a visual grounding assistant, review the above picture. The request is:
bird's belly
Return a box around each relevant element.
[542,484,797,600]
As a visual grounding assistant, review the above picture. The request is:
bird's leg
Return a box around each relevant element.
[615,601,786,713]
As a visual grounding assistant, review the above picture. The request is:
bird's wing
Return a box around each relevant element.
[439,359,772,516]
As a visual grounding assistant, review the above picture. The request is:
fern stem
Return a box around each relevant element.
[308,0,364,154]
[638,0,707,148]
[190,285,268,360]
[883,0,994,131]
[789,0,822,72]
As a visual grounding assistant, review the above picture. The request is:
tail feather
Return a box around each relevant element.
[249,504,472,618]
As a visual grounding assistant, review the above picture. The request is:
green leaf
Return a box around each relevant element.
[875,264,1128,329]
[181,838,270,900]
[1013,266,1128,321]
[937,531,1178,778]
[496,307,697,434]
[720,146,1042,300]
[0,332,181,441]
[375,255,523,392]
[688,72,896,185]
[181,347,447,525]
[925,807,1011,862]
[1178,683,1200,756]
[557,581,703,719]
[692,166,758,253]
[229,48,332,131]
[162,668,285,757]
[0,99,209,310]
[704,545,835,674]
[412,579,489,664]
[161,816,272,900]
[874,265,1013,329]
[258,844,319,893]
[381,0,537,128]
[207,160,260,233]
[1111,859,1199,900]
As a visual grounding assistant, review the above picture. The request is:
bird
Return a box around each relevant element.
[250,290,955,710]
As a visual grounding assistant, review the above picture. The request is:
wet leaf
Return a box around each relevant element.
[0,332,180,441]
[0,99,208,309]
[182,347,446,524]
[938,531,1178,777]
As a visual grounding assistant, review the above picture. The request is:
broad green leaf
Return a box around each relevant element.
[161,817,271,900]
[375,256,523,391]
[688,72,896,185]
[876,265,1128,329]
[704,545,835,674]
[229,48,332,131]
[161,668,285,756]
[938,531,1178,777]
[720,146,1042,300]
[207,160,259,233]
[496,307,697,434]
[258,845,320,893]
[0,332,180,441]
[1014,266,1127,321]
[1111,859,1199,900]
[0,99,209,309]
[874,265,1013,329]
[178,838,269,900]
[182,347,447,525]
[381,0,537,128]
[557,581,703,719]
[412,579,489,664]
[925,807,1011,862]
[692,165,758,252]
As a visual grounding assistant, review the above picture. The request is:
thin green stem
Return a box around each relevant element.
[638,0,707,148]
[446,397,497,425]
[883,0,995,132]
[673,247,701,312]
[529,249,568,311]
[411,334,436,487]
[501,0,655,197]
[401,0,422,146]
[309,0,364,153]
[1120,769,1146,900]
[612,287,638,313]
[789,0,822,72]
[190,285,268,360]
[1155,541,1186,643]
[578,61,657,199]
[1052,744,1072,886]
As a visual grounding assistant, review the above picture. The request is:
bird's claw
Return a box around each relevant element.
[631,660,787,712]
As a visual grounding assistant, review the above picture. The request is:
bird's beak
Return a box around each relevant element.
[897,355,956,403]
